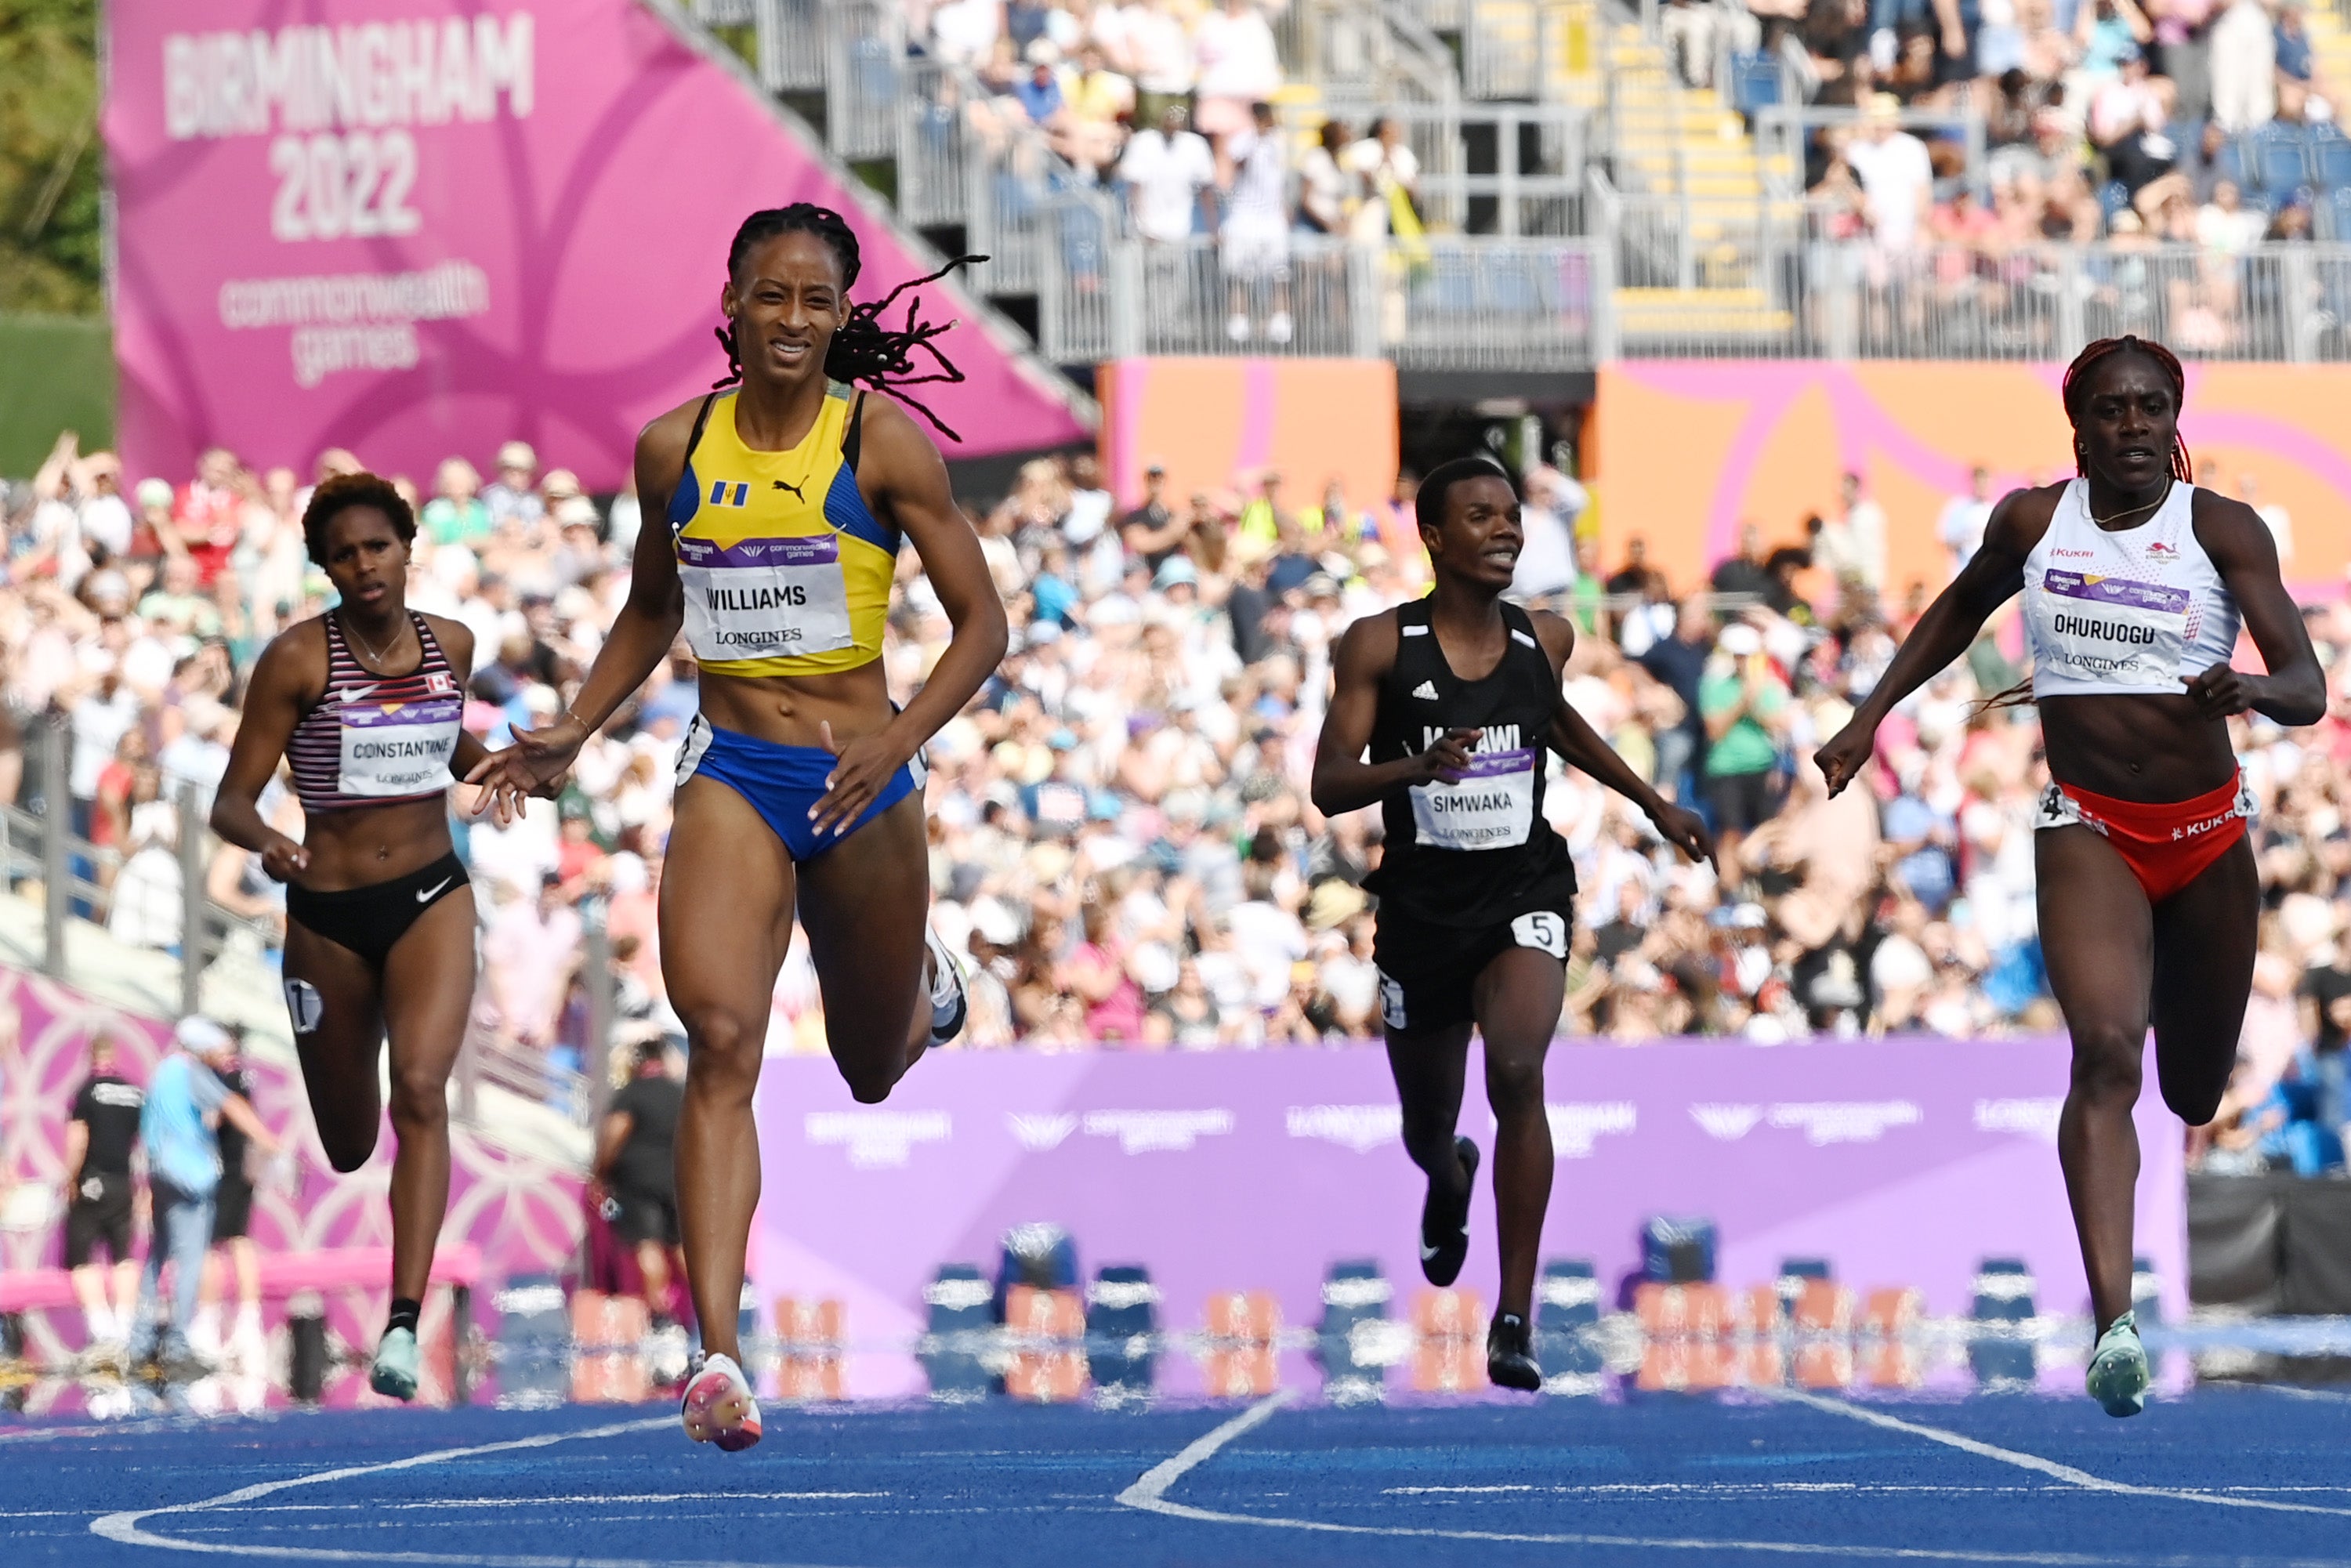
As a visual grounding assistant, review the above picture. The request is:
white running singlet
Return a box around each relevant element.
[2020,479,2240,700]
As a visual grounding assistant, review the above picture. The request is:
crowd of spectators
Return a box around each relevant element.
[914,0,1425,342]
[10,422,2351,1174]
[1704,0,2351,268]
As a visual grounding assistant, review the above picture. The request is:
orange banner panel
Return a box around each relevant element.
[1099,357,1399,515]
[1596,362,2351,601]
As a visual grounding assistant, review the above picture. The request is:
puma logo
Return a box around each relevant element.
[415,877,452,904]
[773,480,806,501]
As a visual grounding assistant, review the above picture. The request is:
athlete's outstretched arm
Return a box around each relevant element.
[211,629,318,882]
[1310,614,1476,817]
[467,407,695,807]
[2184,494,2324,726]
[1814,489,2041,796]
[1531,615,1715,870]
[807,397,1009,838]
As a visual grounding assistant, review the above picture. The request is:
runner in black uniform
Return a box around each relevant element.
[1312,456,1714,1389]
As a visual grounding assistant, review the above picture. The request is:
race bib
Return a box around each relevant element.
[1409,748,1537,851]
[337,696,460,797]
[2031,570,2189,687]
[679,534,853,661]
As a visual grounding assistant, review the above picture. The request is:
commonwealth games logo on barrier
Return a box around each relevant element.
[1082,1109,1234,1154]
[1006,1113,1079,1152]
[1284,1104,1402,1153]
[805,1110,951,1169]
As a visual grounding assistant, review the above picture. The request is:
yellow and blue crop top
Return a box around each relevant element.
[665,383,897,678]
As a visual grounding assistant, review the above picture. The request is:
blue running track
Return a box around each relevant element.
[5,1385,2349,1566]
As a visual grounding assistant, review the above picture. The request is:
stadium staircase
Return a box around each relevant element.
[1596,16,1795,343]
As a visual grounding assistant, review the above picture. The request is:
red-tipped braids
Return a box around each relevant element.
[2059,335,2196,484]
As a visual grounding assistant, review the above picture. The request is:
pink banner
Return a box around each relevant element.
[103,0,1089,487]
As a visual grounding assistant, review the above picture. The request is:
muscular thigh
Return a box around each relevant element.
[283,920,386,1143]
[2034,825,2155,1045]
[2150,835,2259,1121]
[659,776,800,1032]
[794,791,931,1061]
[379,887,479,1081]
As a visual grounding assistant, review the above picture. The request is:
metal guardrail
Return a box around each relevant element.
[4,715,280,1013]
[5,713,607,1129]
[1039,232,1601,369]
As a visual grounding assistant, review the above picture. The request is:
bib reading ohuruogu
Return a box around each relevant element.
[666,385,898,678]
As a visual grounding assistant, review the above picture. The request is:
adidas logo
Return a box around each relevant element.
[1411,681,1440,701]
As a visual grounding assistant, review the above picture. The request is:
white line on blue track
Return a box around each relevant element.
[86,1414,875,1566]
[1772,1389,2351,1519]
[1115,1390,2351,1565]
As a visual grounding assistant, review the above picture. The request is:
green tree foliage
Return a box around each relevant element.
[0,0,103,316]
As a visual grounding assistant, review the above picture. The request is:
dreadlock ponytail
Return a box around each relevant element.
[2060,335,2195,484]
[712,203,987,442]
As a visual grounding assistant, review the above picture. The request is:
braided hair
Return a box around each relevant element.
[2060,335,2195,484]
[714,204,984,442]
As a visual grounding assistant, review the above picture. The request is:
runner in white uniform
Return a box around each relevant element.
[1815,337,2324,1417]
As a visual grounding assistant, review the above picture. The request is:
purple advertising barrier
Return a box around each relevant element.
[753,1037,2186,1399]
[103,0,1089,486]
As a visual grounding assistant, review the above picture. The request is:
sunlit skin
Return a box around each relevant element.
[1313,470,1714,1334]
[467,224,1008,1376]
[1814,346,2324,1336]
[209,502,493,1313]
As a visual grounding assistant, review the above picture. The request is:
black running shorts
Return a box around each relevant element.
[1372,902,1574,1034]
[611,1186,680,1248]
[211,1178,255,1242]
[63,1171,134,1267]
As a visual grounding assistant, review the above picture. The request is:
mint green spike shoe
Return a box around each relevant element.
[369,1325,420,1401]
[2085,1311,2149,1418]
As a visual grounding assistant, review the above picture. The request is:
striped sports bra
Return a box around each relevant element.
[287,613,465,813]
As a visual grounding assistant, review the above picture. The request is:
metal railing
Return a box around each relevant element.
[750,0,825,93]
[4,713,607,1128]
[1755,104,1991,202]
[1297,101,1588,237]
[826,0,907,161]
[1038,231,1600,369]
[3,715,281,1013]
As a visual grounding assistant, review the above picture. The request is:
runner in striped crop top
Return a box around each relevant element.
[208,470,545,1406]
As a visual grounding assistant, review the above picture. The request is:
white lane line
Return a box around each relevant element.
[200,1492,890,1515]
[2253,1385,2351,1404]
[1110,1391,2309,1566]
[87,1415,878,1566]
[1772,1389,2351,1521]
[1117,1388,1299,1509]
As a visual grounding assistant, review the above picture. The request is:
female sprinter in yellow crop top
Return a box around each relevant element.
[470,205,1007,1450]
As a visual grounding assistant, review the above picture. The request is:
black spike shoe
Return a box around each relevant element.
[1418,1136,1480,1287]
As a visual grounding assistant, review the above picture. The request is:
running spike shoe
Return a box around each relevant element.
[924,926,969,1049]
[2085,1311,2149,1418]
[1487,1312,1541,1392]
[681,1352,763,1451]
[1418,1137,1480,1287]
[369,1326,419,1401]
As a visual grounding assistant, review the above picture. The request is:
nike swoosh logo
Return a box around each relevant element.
[415,878,452,904]
[1420,1241,1443,1261]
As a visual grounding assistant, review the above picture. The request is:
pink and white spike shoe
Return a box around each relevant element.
[680,1352,762,1451]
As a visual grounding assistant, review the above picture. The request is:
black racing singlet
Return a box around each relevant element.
[1360,596,1578,928]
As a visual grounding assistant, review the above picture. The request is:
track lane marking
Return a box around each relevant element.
[1113,1392,2339,1565]
[87,1415,879,1566]
[1772,1389,2351,1520]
